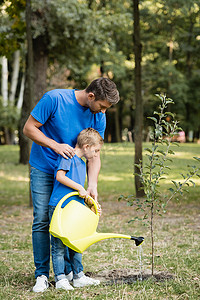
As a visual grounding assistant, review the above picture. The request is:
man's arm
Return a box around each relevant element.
[23,115,75,159]
[86,152,101,201]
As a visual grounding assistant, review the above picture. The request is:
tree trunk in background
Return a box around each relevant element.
[19,1,48,207]
[33,35,48,105]
[133,0,145,197]
[1,56,10,144]
[185,11,195,141]
[114,106,121,142]
[17,73,25,109]
[19,1,48,164]
[9,50,20,105]
[1,56,8,106]
[19,0,34,165]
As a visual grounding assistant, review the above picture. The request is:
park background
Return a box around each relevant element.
[0,1,200,299]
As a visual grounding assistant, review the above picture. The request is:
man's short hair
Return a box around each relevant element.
[86,77,120,105]
[77,128,104,148]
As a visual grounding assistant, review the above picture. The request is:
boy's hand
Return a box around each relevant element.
[78,187,88,199]
[96,202,102,216]
[85,195,102,216]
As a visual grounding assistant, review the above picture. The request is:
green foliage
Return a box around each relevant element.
[141,0,200,133]
[1,0,200,136]
[0,0,26,56]
[0,98,20,130]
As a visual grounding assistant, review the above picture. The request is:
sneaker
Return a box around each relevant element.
[73,274,100,288]
[32,275,49,293]
[56,278,74,291]
[66,271,73,282]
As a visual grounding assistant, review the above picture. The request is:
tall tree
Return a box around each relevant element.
[133,0,145,197]
[19,0,34,164]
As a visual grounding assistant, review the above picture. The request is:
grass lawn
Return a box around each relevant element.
[0,143,200,299]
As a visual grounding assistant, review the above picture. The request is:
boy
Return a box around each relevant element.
[49,128,103,291]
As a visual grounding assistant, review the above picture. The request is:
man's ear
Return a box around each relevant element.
[88,92,95,101]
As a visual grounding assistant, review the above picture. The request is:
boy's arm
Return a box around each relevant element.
[56,170,87,198]
[56,170,102,215]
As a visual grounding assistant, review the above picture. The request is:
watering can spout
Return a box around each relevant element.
[71,232,144,253]
[131,236,144,246]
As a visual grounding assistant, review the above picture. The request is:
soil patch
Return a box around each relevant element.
[86,269,174,285]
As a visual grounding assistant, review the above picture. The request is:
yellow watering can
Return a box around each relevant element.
[49,192,144,253]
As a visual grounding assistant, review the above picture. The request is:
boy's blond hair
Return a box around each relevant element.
[77,128,104,148]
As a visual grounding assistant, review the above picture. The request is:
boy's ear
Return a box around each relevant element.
[83,144,90,151]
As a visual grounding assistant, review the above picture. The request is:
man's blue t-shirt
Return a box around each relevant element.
[49,154,86,207]
[29,89,106,174]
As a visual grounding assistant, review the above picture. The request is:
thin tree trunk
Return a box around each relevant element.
[133,0,145,197]
[1,56,10,144]
[151,202,154,276]
[114,106,121,142]
[185,12,194,135]
[9,50,20,105]
[1,56,8,106]
[17,73,25,109]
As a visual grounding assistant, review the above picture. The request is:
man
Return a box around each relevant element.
[23,77,120,292]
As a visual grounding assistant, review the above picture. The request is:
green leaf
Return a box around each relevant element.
[157,150,165,155]
[168,150,175,155]
[144,148,152,153]
[134,163,141,168]
[165,112,175,118]
[153,111,162,117]
[189,180,195,187]
[118,195,124,201]
[193,157,200,162]
[165,98,174,104]
[172,142,180,147]
[155,94,163,101]
[128,219,134,224]
[172,180,178,188]
[147,117,157,123]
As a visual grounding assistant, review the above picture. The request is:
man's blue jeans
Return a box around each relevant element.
[49,205,84,282]
[30,166,54,278]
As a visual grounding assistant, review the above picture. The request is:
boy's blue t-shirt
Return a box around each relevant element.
[49,154,86,207]
[29,89,106,174]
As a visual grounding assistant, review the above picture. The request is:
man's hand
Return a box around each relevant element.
[23,115,75,159]
[53,143,75,159]
[87,186,98,201]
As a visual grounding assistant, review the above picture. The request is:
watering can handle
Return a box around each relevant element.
[57,191,100,216]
